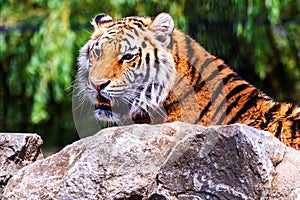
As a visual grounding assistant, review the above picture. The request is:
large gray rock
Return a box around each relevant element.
[0,133,43,196]
[2,123,300,199]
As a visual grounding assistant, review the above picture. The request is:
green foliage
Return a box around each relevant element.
[0,0,299,149]
[233,0,299,79]
[25,1,75,123]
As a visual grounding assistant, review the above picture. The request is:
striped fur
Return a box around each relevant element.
[76,13,300,149]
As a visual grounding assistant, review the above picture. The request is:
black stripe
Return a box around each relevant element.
[131,19,146,26]
[174,55,180,66]
[189,63,197,82]
[199,58,215,74]
[144,54,151,82]
[193,58,216,88]
[124,38,131,46]
[191,57,200,68]
[138,47,142,57]
[177,87,195,102]
[193,79,206,93]
[145,53,150,64]
[192,65,202,87]
[226,84,250,101]
[291,118,299,139]
[156,85,163,103]
[259,103,281,129]
[138,26,145,31]
[210,79,225,105]
[126,33,134,39]
[133,22,143,28]
[153,49,160,81]
[174,40,179,62]
[222,73,241,86]
[210,79,226,116]
[205,69,219,82]
[211,97,227,125]
[185,36,194,62]
[285,104,295,116]
[217,64,227,72]
[176,75,186,88]
[194,101,212,124]
[107,30,117,34]
[275,121,282,140]
[227,90,258,124]
[133,28,139,36]
[145,84,151,100]
[154,48,159,64]
[106,21,125,28]
[225,95,242,118]
[163,98,180,111]
[135,49,142,70]
[265,103,282,118]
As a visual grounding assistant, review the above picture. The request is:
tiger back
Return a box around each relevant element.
[76,13,300,150]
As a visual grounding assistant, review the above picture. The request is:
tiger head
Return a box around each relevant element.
[77,13,177,124]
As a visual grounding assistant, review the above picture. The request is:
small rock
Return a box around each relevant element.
[0,133,43,196]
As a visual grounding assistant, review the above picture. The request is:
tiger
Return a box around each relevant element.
[76,12,300,150]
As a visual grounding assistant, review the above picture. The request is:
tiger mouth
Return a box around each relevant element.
[95,103,111,111]
[95,94,113,111]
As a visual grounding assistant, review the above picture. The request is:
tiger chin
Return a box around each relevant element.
[76,12,300,150]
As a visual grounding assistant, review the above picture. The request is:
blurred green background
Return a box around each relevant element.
[1,0,299,152]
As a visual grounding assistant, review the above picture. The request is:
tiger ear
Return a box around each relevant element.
[149,13,174,46]
[91,13,113,29]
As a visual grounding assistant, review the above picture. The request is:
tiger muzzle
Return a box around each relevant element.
[91,79,114,110]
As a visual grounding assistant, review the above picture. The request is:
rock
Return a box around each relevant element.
[269,147,300,199]
[2,123,300,199]
[0,133,43,196]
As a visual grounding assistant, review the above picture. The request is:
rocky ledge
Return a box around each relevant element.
[1,123,300,199]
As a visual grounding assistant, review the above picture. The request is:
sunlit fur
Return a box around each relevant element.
[76,13,300,150]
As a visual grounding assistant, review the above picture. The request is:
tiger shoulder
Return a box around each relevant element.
[76,12,300,150]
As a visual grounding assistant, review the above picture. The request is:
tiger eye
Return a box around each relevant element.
[94,49,101,57]
[122,54,134,61]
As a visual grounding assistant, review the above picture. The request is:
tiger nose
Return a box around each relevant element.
[90,78,111,92]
